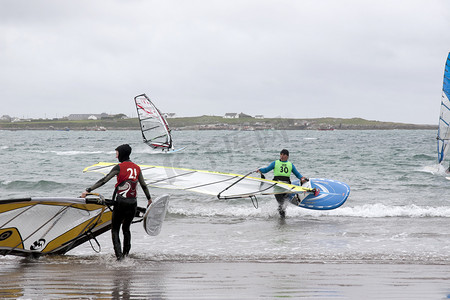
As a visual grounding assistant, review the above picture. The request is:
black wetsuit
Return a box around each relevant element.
[112,194,137,258]
[86,161,151,259]
[273,176,291,218]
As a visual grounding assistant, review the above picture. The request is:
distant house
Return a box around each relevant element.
[255,115,264,119]
[1,115,12,122]
[67,113,109,121]
[239,112,252,118]
[224,113,239,119]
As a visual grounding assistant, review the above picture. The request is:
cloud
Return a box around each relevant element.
[1,0,449,124]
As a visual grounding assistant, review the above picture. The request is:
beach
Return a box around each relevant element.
[1,256,450,299]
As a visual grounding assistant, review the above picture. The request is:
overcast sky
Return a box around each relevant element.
[1,0,449,124]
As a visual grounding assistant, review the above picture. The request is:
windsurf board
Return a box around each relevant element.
[288,178,350,210]
[143,194,170,236]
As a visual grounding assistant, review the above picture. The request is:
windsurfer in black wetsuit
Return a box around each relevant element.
[81,144,151,260]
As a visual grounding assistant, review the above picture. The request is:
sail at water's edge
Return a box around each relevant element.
[437,53,450,165]
[83,162,314,200]
[134,94,173,151]
[0,198,112,257]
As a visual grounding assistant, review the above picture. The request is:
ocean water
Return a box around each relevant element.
[1,129,450,299]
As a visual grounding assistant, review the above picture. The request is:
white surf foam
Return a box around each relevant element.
[168,203,450,219]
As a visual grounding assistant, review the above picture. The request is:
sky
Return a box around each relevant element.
[1,0,450,124]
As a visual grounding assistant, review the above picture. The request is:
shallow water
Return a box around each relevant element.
[1,129,450,298]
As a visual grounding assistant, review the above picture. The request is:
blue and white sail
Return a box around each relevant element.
[437,53,450,166]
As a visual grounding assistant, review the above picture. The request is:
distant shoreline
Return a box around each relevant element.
[0,116,437,131]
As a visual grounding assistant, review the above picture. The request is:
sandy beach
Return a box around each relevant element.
[1,256,449,299]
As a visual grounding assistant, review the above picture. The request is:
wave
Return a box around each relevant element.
[0,180,66,191]
[419,164,450,176]
[51,150,105,156]
[28,150,107,156]
[412,154,434,160]
[36,249,450,265]
[313,203,450,218]
[168,203,450,219]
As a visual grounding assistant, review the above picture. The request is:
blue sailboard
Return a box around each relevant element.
[289,178,350,210]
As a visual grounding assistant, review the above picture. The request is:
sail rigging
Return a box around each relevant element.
[0,195,161,257]
[0,197,112,257]
[437,52,450,165]
[134,93,173,151]
[83,162,316,200]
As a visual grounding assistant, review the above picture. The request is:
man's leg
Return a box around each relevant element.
[121,200,137,257]
[275,194,287,218]
[111,209,123,260]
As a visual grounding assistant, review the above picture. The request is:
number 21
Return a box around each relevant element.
[127,168,138,180]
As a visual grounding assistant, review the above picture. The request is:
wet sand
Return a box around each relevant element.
[1,256,449,299]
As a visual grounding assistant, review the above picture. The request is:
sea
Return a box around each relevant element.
[0,129,449,299]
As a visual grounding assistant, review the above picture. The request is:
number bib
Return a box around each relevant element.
[116,161,141,198]
[273,160,292,177]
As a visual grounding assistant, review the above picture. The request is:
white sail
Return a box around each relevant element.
[134,94,173,151]
[83,162,316,200]
[437,53,450,166]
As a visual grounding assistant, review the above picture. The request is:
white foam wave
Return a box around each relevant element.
[169,203,450,219]
[28,150,105,156]
[169,205,273,218]
[420,164,448,175]
[52,150,104,156]
[317,204,450,218]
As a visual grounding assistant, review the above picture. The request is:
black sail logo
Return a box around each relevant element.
[0,231,12,241]
[30,239,46,251]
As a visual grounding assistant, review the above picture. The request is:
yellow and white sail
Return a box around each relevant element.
[0,197,111,257]
[83,162,315,200]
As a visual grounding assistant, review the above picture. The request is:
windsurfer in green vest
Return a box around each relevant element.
[81,144,152,260]
[257,149,307,218]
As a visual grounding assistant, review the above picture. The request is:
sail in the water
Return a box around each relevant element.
[437,52,450,168]
[134,93,173,152]
[84,162,317,200]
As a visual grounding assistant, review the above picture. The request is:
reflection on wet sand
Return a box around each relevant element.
[0,255,449,299]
